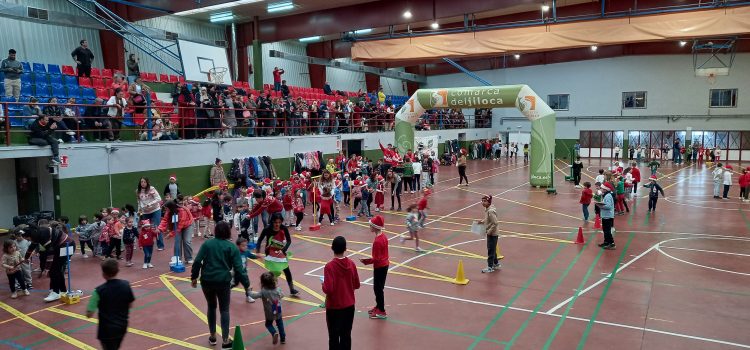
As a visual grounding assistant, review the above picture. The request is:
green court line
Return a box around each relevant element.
[542,244,606,349]
[505,232,593,349]
[466,232,573,350]
[363,312,508,345]
[245,306,320,346]
[575,232,636,350]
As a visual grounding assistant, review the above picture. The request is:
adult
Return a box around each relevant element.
[596,182,616,250]
[346,153,359,179]
[24,220,75,302]
[272,67,284,91]
[572,156,583,188]
[574,141,581,157]
[177,85,197,139]
[106,88,127,142]
[377,88,385,104]
[210,158,227,187]
[128,76,151,114]
[386,168,402,211]
[110,74,127,92]
[476,195,500,273]
[1,49,22,100]
[28,115,61,163]
[83,97,107,141]
[163,175,180,198]
[255,213,300,296]
[190,222,248,349]
[126,54,140,83]
[673,139,682,164]
[280,80,290,98]
[322,236,360,350]
[137,177,165,250]
[324,81,334,96]
[158,199,194,264]
[71,39,94,78]
[457,148,469,186]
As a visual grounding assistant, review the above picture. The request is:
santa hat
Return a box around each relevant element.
[369,215,385,230]
[460,148,467,155]
[344,173,350,178]
[334,179,341,186]
[649,175,657,181]
[376,175,384,181]
[291,171,298,176]
[283,181,290,187]
[246,188,254,194]
[264,178,272,185]
[725,165,733,170]
[111,209,120,215]
[275,180,283,186]
[353,180,361,186]
[602,182,615,192]
[169,175,176,181]
[141,219,151,227]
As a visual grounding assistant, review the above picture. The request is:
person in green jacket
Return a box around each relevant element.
[402,160,414,194]
[191,221,249,349]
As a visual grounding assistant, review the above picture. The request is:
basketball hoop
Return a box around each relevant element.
[207,67,228,85]
[707,73,717,85]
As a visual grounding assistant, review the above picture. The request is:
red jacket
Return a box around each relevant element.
[580,188,593,205]
[138,227,157,247]
[631,167,641,183]
[418,196,429,211]
[322,257,360,309]
[282,192,294,211]
[247,197,283,219]
[158,207,194,236]
[362,233,389,268]
[739,173,750,187]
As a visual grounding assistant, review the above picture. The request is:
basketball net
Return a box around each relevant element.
[208,67,227,85]
[707,73,717,85]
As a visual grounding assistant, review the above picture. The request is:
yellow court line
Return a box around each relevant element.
[381,210,579,230]
[345,220,486,259]
[295,233,482,260]
[47,307,211,350]
[0,301,97,350]
[294,234,454,282]
[457,186,580,221]
[159,275,221,331]
[246,258,327,302]
[290,256,457,282]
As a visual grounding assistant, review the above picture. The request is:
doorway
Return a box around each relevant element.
[343,139,363,157]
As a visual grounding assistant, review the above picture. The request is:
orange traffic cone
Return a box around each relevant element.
[575,227,585,244]
[594,215,601,229]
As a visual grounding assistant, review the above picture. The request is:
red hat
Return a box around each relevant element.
[246,188,253,194]
[219,182,228,189]
[353,180,361,186]
[140,219,151,227]
[169,174,176,181]
[461,148,467,155]
[746,166,750,171]
[649,175,657,181]
[602,182,615,192]
[291,171,298,176]
[376,175,384,181]
[283,181,290,186]
[111,208,120,215]
[725,165,733,170]
[369,215,385,230]
[334,179,341,186]
[275,180,282,186]
[264,178,272,185]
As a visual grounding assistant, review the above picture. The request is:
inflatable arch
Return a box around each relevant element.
[394,85,556,187]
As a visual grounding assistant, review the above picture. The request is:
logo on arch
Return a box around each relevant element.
[517,95,536,112]
[431,89,448,108]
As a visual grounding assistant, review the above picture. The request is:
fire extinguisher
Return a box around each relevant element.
[18,176,28,192]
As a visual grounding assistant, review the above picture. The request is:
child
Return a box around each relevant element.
[234,237,256,303]
[185,196,203,238]
[110,212,124,260]
[642,175,665,213]
[333,179,343,222]
[357,180,372,218]
[282,185,295,227]
[222,195,234,223]
[401,204,424,252]
[200,198,213,238]
[615,175,629,215]
[99,216,115,259]
[523,144,529,164]
[374,175,385,212]
[417,187,430,228]
[138,220,156,269]
[249,272,286,345]
[740,167,750,202]
[342,174,351,206]
[86,259,135,350]
[15,230,32,289]
[77,215,95,258]
[359,215,389,319]
[293,190,305,231]
[593,182,602,219]
[580,182,593,221]
[3,239,29,298]
[648,159,661,177]
[723,165,733,200]
[322,236,360,349]
[234,202,251,241]
[122,218,138,267]
[351,180,362,213]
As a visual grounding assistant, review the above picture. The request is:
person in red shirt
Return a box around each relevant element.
[322,236,360,349]
[739,167,750,202]
[580,182,593,222]
[360,215,389,319]
[272,67,284,91]
[630,162,641,195]
[246,192,283,231]
[417,187,431,227]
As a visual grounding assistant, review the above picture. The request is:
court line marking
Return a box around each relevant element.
[663,196,743,211]
[0,301,96,350]
[458,186,581,221]
[656,237,750,277]
[162,275,321,307]
[246,258,327,302]
[160,275,222,330]
[295,233,485,260]
[660,246,750,258]
[47,307,211,350]
[290,256,455,282]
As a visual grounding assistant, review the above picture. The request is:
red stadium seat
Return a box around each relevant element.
[169,75,178,83]
[242,81,250,89]
[101,69,113,78]
[90,67,101,77]
[78,77,92,87]
[159,74,169,82]
[92,78,104,89]
[62,65,75,75]
[178,76,185,83]
[95,88,109,99]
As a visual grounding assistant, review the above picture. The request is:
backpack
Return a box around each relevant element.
[228,159,241,183]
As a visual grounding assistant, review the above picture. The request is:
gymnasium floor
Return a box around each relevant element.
[1,157,749,350]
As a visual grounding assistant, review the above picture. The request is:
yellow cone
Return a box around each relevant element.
[497,244,505,260]
[452,260,470,285]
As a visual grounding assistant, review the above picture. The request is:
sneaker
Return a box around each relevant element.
[290,289,300,297]
[187,260,194,265]
[273,333,279,345]
[143,264,148,269]
[23,289,30,296]
[208,336,217,346]
[374,310,388,319]
[57,139,64,144]
[368,307,377,315]
[157,248,164,251]
[369,308,382,319]
[281,338,286,344]
[148,263,154,268]
[415,247,425,253]
[481,267,495,273]
[295,225,302,231]
[43,291,60,302]
[603,243,617,250]
[50,157,60,164]
[126,262,133,267]
[330,222,335,226]
[82,254,89,258]
[11,292,17,299]
[246,295,255,303]
[221,340,233,349]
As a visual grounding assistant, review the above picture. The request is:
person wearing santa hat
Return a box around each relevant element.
[374,175,385,212]
[595,182,616,249]
[359,215,389,319]
[642,175,665,213]
[163,175,180,199]
[739,167,750,202]
[138,220,157,269]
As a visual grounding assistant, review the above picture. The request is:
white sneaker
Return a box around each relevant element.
[44,291,60,302]
[11,292,17,299]
[330,222,335,226]
[126,262,133,267]
[23,289,30,296]
[187,260,194,265]
[295,225,302,231]
[481,267,495,273]
[82,254,89,258]
[246,295,255,303]
[143,264,148,269]
[57,139,64,144]
[148,263,154,268]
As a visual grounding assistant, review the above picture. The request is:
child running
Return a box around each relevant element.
[234,237,256,303]
[580,182,593,222]
[417,187,431,228]
[401,204,424,252]
[643,175,665,213]
[86,259,135,350]
[249,272,286,345]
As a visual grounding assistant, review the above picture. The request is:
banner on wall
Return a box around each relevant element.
[415,135,439,157]
[394,85,556,187]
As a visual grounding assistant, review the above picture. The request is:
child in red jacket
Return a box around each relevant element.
[138,220,156,269]
[282,184,295,227]
[292,190,305,231]
[739,167,750,202]
[374,175,385,212]
[359,215,389,319]
[322,236,360,348]
[580,181,593,221]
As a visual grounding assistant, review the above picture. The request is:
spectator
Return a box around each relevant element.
[377,88,385,104]
[272,67,284,91]
[324,81,334,96]
[22,97,42,127]
[106,88,127,142]
[171,81,183,107]
[83,97,107,141]
[63,97,82,141]
[196,86,216,139]
[210,158,227,187]
[128,76,151,114]
[280,80,290,98]
[177,85,197,139]
[1,49,22,100]
[28,115,61,163]
[71,39,94,78]
[111,74,127,92]
[126,54,140,83]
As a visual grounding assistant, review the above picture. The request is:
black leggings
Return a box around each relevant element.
[108,238,122,258]
[50,255,68,294]
[327,306,355,350]
[295,212,304,226]
[373,266,388,312]
[201,283,231,342]
[343,191,350,205]
[402,177,412,192]
[283,267,295,292]
[390,181,402,209]
[319,204,335,224]
[80,239,94,255]
[573,172,581,186]
[458,165,468,184]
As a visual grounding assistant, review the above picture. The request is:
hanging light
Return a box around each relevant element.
[541,5,550,12]
[514,54,521,60]
[403,10,412,19]
[431,22,439,29]
[591,45,598,52]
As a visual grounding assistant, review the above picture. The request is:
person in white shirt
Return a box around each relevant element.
[712,163,724,198]
[411,160,422,193]
[106,88,127,142]
[722,165,733,200]
[614,146,621,161]
[595,169,606,185]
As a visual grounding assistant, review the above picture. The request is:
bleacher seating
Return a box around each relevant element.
[79,77,92,88]
[159,74,169,83]
[90,67,101,78]
[92,78,104,89]
[95,88,109,99]
[50,75,63,86]
[21,84,33,97]
[33,74,47,85]
[64,75,78,87]
[52,85,66,99]
[36,84,50,97]
[48,64,62,75]
[101,68,113,78]
[61,65,75,76]
[82,87,96,100]
[32,63,46,74]
[169,75,178,83]
[21,62,31,72]
[67,88,81,100]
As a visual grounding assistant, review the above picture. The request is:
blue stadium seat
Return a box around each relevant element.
[33,73,47,85]
[49,75,63,86]
[21,62,31,72]
[0,81,3,95]
[32,63,46,73]
[67,87,80,99]
[20,84,33,97]
[37,98,48,104]
[52,85,66,99]
[18,97,30,104]
[36,84,51,97]
[47,64,62,75]
[82,87,95,100]
[21,73,32,84]
[64,75,78,87]
[58,98,67,104]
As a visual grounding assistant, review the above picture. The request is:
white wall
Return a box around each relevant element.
[425,54,750,136]
[380,67,408,96]
[341,128,496,153]
[3,0,104,69]
[0,159,18,228]
[248,41,311,88]
[326,58,366,93]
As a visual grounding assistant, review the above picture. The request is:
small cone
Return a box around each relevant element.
[594,215,601,229]
[496,244,505,260]
[232,325,245,350]
[452,260,470,285]
[575,227,585,244]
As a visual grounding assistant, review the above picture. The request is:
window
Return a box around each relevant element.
[547,94,569,111]
[709,89,737,108]
[622,91,646,109]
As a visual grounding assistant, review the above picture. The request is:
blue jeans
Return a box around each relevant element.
[140,210,164,249]
[143,246,153,264]
[582,204,589,221]
[265,317,286,340]
[246,119,256,137]
[274,82,281,91]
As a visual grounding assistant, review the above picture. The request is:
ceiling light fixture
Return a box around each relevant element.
[679,41,687,47]
[299,36,321,42]
[591,45,598,51]
[175,0,264,16]
[431,22,439,29]
[268,1,295,13]
[353,28,372,35]
[209,12,235,23]
[403,10,412,19]
[541,5,550,12]
[514,54,520,60]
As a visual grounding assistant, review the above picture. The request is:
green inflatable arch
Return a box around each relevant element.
[394,85,556,187]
